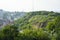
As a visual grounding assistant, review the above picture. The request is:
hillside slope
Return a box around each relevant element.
[14,11,60,30]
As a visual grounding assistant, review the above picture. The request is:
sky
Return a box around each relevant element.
[0,0,60,12]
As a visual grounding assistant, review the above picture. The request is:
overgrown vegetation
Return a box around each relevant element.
[0,11,60,40]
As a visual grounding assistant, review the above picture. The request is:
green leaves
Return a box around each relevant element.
[19,28,51,40]
[0,25,19,40]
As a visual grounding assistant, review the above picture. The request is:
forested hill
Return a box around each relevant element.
[0,9,25,27]
[14,11,60,30]
[0,9,25,20]
[0,11,60,40]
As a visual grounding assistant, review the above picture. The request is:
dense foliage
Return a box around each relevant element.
[0,11,60,40]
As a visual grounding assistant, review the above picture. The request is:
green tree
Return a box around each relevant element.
[2,25,19,40]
